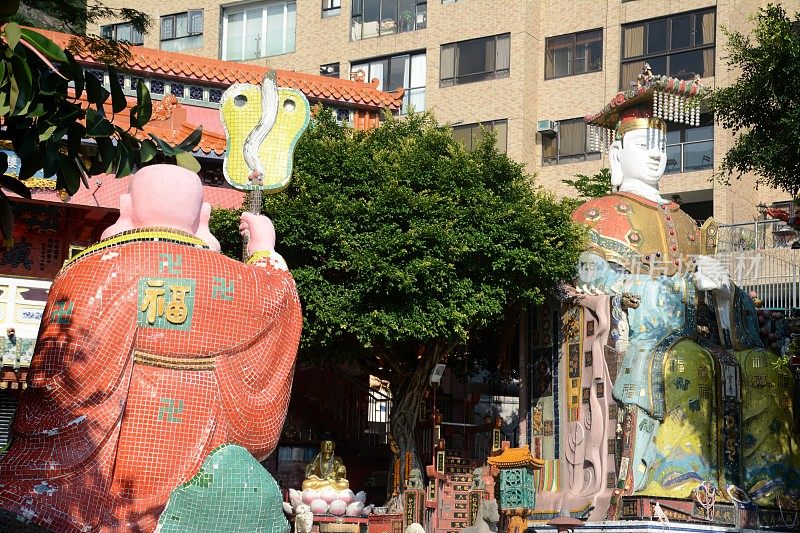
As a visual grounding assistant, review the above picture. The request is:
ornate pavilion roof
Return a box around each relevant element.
[36,29,404,111]
[487,445,543,469]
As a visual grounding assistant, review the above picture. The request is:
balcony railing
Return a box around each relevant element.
[665,139,713,174]
[716,219,798,252]
[716,219,800,313]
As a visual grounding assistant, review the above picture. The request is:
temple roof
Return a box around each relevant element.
[487,445,543,468]
[36,29,403,111]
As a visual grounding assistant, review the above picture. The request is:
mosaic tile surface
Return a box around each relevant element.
[157,444,288,532]
[0,229,302,532]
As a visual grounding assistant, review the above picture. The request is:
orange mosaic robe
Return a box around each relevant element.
[0,229,301,532]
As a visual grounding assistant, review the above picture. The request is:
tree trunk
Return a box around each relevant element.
[387,349,441,497]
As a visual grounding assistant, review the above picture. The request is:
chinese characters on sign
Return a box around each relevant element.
[138,278,196,330]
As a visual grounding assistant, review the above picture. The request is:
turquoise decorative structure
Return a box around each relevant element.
[488,444,541,518]
[157,444,288,533]
[499,468,535,510]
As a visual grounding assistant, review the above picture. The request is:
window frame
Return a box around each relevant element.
[322,0,341,17]
[620,8,715,89]
[160,10,204,43]
[100,22,144,45]
[350,0,427,40]
[221,0,297,61]
[544,28,603,80]
[320,63,341,77]
[541,117,600,165]
[664,114,714,174]
[452,119,508,153]
[351,50,426,114]
[439,33,511,88]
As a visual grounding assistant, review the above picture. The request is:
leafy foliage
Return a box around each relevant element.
[263,110,583,365]
[214,109,584,459]
[209,206,244,260]
[16,0,150,36]
[0,8,201,241]
[707,4,800,195]
[562,167,612,201]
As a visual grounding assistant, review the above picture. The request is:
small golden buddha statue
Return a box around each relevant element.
[302,440,349,491]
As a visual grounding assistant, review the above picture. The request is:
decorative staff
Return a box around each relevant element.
[219,70,311,256]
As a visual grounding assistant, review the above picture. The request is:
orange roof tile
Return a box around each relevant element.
[487,446,543,469]
[35,29,403,111]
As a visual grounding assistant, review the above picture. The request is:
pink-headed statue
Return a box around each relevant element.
[0,164,301,532]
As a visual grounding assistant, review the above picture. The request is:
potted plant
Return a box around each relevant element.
[400,10,414,32]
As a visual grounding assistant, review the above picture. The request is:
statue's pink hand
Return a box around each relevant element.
[239,212,276,256]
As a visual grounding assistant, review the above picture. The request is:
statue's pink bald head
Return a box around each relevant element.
[101,164,221,251]
[129,164,204,232]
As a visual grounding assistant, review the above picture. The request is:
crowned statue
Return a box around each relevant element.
[528,67,800,523]
[303,440,350,491]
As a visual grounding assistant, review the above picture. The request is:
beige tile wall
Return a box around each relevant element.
[96,0,785,223]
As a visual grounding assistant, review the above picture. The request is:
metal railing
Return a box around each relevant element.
[715,250,800,312]
[664,139,713,174]
[716,219,799,252]
[715,219,800,313]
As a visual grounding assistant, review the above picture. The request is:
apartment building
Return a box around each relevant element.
[96,0,789,224]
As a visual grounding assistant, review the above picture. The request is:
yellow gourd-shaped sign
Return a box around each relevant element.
[219,71,310,192]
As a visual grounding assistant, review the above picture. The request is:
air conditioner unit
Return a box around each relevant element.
[537,120,558,134]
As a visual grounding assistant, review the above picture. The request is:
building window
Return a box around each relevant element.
[322,0,341,17]
[452,120,508,153]
[100,22,144,45]
[351,0,427,41]
[545,29,602,79]
[440,33,510,87]
[320,63,340,77]
[352,51,426,114]
[621,9,715,89]
[665,114,713,174]
[541,118,599,165]
[160,11,203,52]
[222,1,296,60]
[169,82,185,98]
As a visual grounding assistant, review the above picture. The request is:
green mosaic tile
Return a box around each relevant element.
[157,398,184,423]
[49,301,73,324]
[159,253,183,274]
[211,277,235,301]
[157,444,287,533]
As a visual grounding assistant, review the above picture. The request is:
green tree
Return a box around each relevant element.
[0,6,200,242]
[707,4,800,195]
[215,110,584,470]
[562,168,612,201]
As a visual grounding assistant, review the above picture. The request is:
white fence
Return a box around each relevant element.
[716,219,800,313]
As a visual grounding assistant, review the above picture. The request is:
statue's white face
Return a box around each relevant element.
[614,128,667,188]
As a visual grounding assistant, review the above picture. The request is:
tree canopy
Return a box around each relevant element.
[707,4,800,195]
[562,168,612,201]
[212,109,585,462]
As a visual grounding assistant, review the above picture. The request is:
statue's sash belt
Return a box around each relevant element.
[133,349,216,371]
